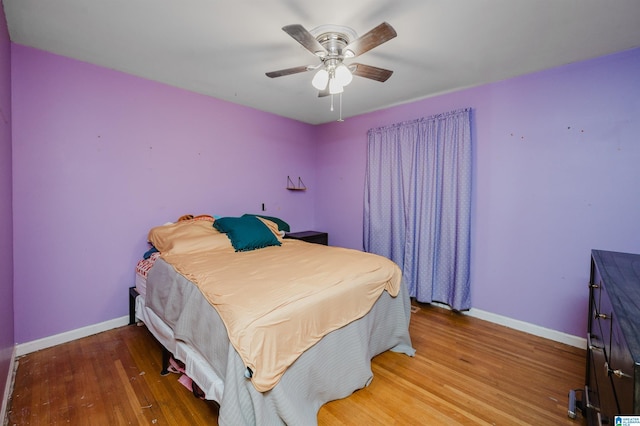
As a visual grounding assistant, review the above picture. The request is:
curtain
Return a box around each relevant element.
[364,108,472,310]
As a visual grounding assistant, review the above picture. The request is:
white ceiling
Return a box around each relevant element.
[4,0,640,124]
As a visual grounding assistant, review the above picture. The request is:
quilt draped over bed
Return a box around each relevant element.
[159,238,402,392]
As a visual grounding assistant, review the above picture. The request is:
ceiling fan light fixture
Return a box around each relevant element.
[312,69,329,90]
[329,78,344,94]
[335,64,353,87]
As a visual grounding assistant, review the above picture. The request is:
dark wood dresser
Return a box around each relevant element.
[583,250,640,424]
[284,231,328,245]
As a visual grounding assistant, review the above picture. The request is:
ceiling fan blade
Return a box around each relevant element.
[265,65,312,78]
[282,24,328,57]
[351,63,394,82]
[344,22,397,58]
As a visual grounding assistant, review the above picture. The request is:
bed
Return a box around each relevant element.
[134,215,415,425]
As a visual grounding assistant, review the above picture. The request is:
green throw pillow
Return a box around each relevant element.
[242,214,291,232]
[214,216,282,252]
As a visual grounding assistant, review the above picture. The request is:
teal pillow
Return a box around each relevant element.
[242,214,291,232]
[214,216,282,252]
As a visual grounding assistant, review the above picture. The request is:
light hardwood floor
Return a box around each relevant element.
[6,303,587,425]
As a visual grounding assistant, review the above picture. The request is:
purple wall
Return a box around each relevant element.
[10,41,640,344]
[11,45,318,343]
[0,1,13,401]
[315,48,640,337]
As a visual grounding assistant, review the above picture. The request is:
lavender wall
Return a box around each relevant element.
[11,45,318,343]
[0,2,13,399]
[315,47,640,337]
[10,41,640,344]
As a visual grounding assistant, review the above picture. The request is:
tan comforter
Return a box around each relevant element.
[157,232,401,392]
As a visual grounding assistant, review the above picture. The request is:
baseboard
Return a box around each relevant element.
[431,302,587,349]
[15,315,129,357]
[469,308,586,348]
[14,303,587,356]
[1,345,17,426]
[13,303,586,358]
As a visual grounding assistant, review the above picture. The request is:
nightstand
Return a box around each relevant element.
[284,231,328,245]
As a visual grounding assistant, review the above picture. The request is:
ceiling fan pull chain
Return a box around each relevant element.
[330,94,334,112]
[338,93,344,122]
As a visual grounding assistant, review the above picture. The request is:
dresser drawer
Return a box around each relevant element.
[609,317,637,414]
[588,267,603,338]
[588,338,619,418]
[595,282,614,360]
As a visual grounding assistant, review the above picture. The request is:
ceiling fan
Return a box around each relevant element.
[265,22,397,97]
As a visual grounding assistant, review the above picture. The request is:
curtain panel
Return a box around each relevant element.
[364,108,472,310]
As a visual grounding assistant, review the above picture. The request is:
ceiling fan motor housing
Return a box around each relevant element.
[316,32,349,57]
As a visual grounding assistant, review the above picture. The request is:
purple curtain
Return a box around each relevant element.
[364,108,472,310]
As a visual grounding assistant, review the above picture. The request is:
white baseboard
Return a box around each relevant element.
[431,302,587,349]
[11,303,586,362]
[1,345,17,426]
[14,306,587,357]
[15,315,129,357]
[468,308,586,348]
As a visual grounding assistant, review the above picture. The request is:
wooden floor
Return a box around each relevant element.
[6,303,587,425]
